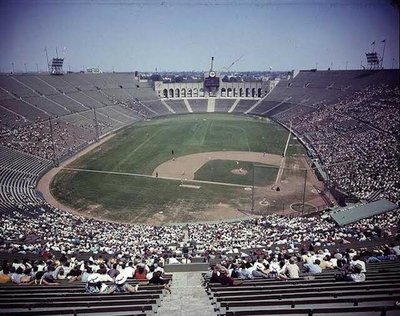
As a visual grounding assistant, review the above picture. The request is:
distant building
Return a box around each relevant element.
[86,67,102,74]
[154,71,272,99]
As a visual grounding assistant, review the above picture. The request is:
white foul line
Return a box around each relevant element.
[274,122,292,185]
[62,167,252,188]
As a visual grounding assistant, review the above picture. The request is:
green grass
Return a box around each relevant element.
[287,135,307,156]
[195,160,278,186]
[51,170,249,223]
[51,113,306,222]
[68,114,294,174]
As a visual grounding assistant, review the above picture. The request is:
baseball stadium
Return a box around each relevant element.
[0,0,400,315]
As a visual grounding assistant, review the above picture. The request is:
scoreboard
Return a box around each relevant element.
[204,77,220,87]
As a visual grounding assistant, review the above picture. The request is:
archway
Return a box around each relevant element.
[221,88,226,97]
[163,89,168,98]
[181,88,186,98]
[175,88,180,98]
[193,88,198,97]
[169,88,174,98]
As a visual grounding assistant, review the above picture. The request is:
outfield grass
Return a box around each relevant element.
[51,170,250,222]
[51,113,306,223]
[68,114,293,174]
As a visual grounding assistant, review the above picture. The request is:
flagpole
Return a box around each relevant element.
[381,40,386,69]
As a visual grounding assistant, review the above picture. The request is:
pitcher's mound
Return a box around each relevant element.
[231,168,248,176]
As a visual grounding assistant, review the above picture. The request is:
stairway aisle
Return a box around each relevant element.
[182,225,190,243]
[156,272,216,316]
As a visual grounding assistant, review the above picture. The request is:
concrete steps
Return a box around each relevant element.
[156,272,216,316]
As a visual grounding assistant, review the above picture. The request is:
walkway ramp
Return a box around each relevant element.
[207,98,215,112]
[183,99,193,112]
[161,99,175,113]
[228,98,240,113]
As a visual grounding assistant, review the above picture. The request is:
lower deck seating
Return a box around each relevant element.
[0,277,172,316]
[205,261,400,316]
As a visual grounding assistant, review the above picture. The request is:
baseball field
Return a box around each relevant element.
[50,113,316,224]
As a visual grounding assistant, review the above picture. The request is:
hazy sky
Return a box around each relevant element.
[0,0,398,72]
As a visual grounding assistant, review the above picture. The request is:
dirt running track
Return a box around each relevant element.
[37,133,122,222]
[152,151,282,179]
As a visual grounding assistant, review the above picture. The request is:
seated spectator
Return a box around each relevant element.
[40,266,59,285]
[97,267,114,283]
[320,256,335,269]
[348,263,366,283]
[210,264,243,286]
[66,266,81,283]
[304,259,322,274]
[391,243,400,257]
[261,264,277,279]
[284,258,300,279]
[81,267,92,283]
[335,264,365,282]
[21,267,35,285]
[149,270,171,293]
[85,273,109,294]
[0,267,11,284]
[53,265,66,280]
[133,264,148,280]
[350,255,366,273]
[168,254,181,264]
[181,255,191,264]
[11,267,34,285]
[107,263,119,278]
[237,262,254,280]
[108,274,139,294]
[121,262,135,279]
[10,267,23,284]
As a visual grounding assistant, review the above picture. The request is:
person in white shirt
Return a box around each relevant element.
[181,255,191,264]
[97,267,114,283]
[168,254,181,264]
[350,255,366,273]
[121,262,135,279]
[284,258,300,279]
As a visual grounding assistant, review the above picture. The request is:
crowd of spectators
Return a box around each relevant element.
[0,99,149,162]
[109,95,152,118]
[0,118,95,160]
[206,240,399,285]
[2,205,399,290]
[1,199,399,264]
[1,204,185,257]
[0,198,398,293]
[282,84,400,203]
[188,210,399,255]
[0,248,171,293]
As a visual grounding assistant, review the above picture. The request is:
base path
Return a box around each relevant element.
[152,151,282,180]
